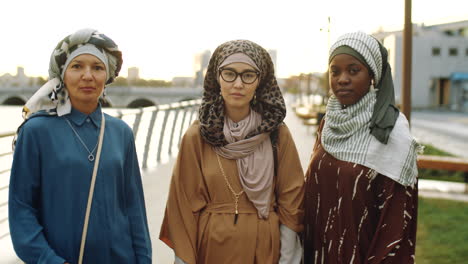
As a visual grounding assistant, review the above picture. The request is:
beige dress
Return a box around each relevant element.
[160,121,304,264]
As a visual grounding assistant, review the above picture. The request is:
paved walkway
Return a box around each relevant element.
[141,159,176,264]
[411,110,468,158]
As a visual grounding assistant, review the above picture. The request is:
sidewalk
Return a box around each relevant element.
[418,179,468,202]
[141,159,176,264]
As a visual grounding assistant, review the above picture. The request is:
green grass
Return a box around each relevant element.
[416,198,468,263]
[421,144,457,157]
[419,144,466,183]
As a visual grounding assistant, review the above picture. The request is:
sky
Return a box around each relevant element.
[1,0,467,81]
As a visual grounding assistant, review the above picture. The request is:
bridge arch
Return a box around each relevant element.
[127,98,156,108]
[3,96,26,105]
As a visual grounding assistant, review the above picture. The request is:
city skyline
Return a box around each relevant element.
[1,0,467,81]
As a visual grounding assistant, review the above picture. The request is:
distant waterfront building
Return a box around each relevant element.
[0,67,30,88]
[128,67,140,83]
[268,49,277,72]
[194,50,211,88]
[373,20,468,111]
[172,76,194,88]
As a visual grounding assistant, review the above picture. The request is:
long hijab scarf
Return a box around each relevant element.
[199,40,286,218]
[22,28,122,119]
[215,110,274,218]
[322,32,419,186]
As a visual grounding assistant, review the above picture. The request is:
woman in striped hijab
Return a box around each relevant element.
[303,32,420,263]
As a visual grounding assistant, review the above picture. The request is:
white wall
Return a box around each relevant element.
[383,29,468,108]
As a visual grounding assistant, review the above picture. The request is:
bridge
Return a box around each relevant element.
[0,85,203,108]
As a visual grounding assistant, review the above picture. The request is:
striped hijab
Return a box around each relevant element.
[329,31,399,144]
[322,32,419,186]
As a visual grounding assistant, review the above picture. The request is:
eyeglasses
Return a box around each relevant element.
[219,68,260,84]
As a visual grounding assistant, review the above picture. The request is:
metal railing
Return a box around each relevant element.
[113,99,201,168]
[0,131,15,240]
[0,98,201,244]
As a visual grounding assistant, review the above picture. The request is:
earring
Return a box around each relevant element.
[369,79,375,91]
[252,94,257,105]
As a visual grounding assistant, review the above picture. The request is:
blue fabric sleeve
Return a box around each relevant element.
[9,127,66,264]
[125,133,152,263]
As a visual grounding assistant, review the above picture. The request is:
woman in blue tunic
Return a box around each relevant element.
[9,28,152,263]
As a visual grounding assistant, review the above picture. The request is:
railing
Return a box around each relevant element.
[113,99,201,169]
[0,98,201,248]
[0,131,15,241]
[417,154,468,193]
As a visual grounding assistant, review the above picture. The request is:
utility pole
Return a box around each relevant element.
[321,17,331,62]
[402,0,412,123]
[327,16,331,53]
[307,73,311,106]
[321,16,331,102]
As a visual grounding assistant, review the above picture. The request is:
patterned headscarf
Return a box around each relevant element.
[329,31,399,144]
[22,28,122,119]
[199,39,286,147]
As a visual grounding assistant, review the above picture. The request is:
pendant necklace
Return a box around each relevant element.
[216,154,244,225]
[64,118,99,162]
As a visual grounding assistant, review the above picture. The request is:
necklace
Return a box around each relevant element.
[64,118,99,162]
[216,154,244,225]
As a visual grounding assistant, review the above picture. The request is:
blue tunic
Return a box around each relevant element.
[9,106,152,263]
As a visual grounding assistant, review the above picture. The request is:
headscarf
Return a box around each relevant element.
[218,52,260,71]
[329,31,399,144]
[199,39,286,147]
[22,28,122,119]
[199,39,285,218]
[322,32,419,186]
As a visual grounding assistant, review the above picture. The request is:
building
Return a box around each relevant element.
[374,20,468,110]
[0,67,30,88]
[268,49,277,72]
[172,76,194,88]
[127,67,140,83]
[194,50,211,87]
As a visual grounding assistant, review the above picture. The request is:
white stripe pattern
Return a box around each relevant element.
[322,90,419,186]
[329,31,383,84]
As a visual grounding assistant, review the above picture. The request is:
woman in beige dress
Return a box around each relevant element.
[160,39,304,263]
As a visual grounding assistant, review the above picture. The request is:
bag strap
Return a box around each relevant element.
[78,112,106,264]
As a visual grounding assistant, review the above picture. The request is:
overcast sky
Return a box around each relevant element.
[1,0,467,80]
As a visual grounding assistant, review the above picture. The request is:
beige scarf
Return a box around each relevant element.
[214,109,274,219]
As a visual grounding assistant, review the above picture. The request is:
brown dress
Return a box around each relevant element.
[160,121,304,264]
[304,122,417,264]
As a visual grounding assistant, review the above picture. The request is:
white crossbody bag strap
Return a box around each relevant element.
[78,112,106,264]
